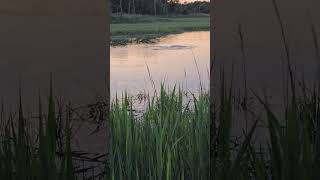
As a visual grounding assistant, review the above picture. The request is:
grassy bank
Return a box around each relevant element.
[2,79,320,179]
[109,76,320,180]
[111,85,210,179]
[0,80,108,179]
[111,14,210,46]
[0,82,76,180]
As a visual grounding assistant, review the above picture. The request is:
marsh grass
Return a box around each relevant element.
[110,84,210,179]
[111,14,209,24]
[0,78,75,180]
[1,1,320,179]
[0,78,107,179]
[206,0,320,179]
[109,75,309,180]
[110,1,320,178]
[111,15,209,46]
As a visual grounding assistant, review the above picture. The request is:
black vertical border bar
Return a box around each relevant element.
[210,0,215,177]
[208,0,320,179]
[106,0,111,177]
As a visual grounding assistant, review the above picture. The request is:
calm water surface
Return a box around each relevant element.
[111,31,210,97]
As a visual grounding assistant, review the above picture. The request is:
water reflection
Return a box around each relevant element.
[111,31,210,97]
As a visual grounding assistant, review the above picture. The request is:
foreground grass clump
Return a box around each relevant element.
[208,73,320,180]
[111,15,209,45]
[110,85,210,179]
[0,81,75,180]
[0,78,108,179]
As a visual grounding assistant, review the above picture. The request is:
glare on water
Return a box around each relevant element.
[111,31,210,98]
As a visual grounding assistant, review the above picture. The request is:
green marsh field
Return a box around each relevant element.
[111,14,210,45]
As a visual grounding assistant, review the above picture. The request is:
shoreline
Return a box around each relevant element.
[111,29,210,46]
[110,15,209,46]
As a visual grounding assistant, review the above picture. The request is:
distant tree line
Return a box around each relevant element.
[111,0,209,15]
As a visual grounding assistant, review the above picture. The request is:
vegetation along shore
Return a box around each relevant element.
[110,0,210,45]
[111,14,210,46]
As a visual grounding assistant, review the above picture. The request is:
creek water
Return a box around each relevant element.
[111,31,210,99]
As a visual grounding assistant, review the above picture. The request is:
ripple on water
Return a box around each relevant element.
[151,44,193,50]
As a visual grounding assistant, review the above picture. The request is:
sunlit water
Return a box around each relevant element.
[111,31,210,99]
